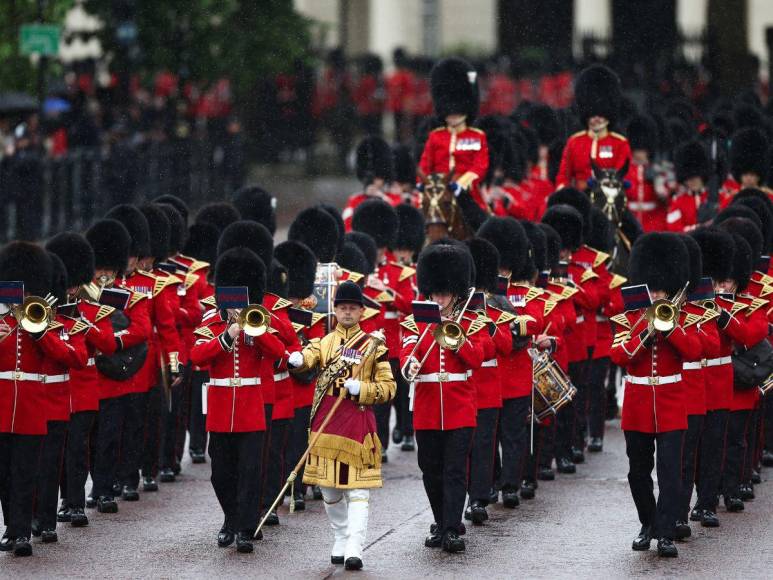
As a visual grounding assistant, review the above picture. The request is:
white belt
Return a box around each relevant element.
[87,357,96,367]
[705,356,731,367]
[576,315,585,323]
[628,201,657,211]
[416,372,468,382]
[383,311,400,320]
[208,377,262,387]
[626,373,681,386]
[481,359,498,368]
[596,314,607,323]
[0,371,68,383]
[273,371,289,381]
[683,361,703,370]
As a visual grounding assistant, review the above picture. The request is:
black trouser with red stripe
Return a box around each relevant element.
[499,396,530,492]
[416,427,473,536]
[263,417,291,510]
[258,404,273,509]
[289,405,311,497]
[722,409,751,498]
[557,361,584,461]
[34,420,68,531]
[695,409,728,511]
[0,434,43,539]
[391,359,413,438]
[468,408,499,504]
[587,356,610,440]
[188,370,208,455]
[63,410,96,510]
[118,391,148,489]
[679,414,704,521]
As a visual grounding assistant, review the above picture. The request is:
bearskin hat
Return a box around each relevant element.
[547,187,591,235]
[731,234,753,291]
[267,259,289,298]
[0,241,52,298]
[105,204,151,258]
[730,128,768,182]
[716,204,763,232]
[527,104,561,146]
[138,203,171,263]
[355,136,394,184]
[620,210,644,247]
[538,223,562,271]
[626,114,659,153]
[417,243,473,298]
[674,140,710,183]
[731,189,773,251]
[86,219,131,274]
[217,220,274,270]
[716,217,763,261]
[352,199,399,249]
[733,102,763,130]
[394,203,425,254]
[154,194,189,223]
[690,227,735,281]
[274,240,317,299]
[156,203,186,254]
[45,232,95,288]
[316,203,345,255]
[214,247,266,305]
[465,237,499,293]
[629,232,689,295]
[288,207,339,263]
[183,223,219,267]
[392,144,416,184]
[477,216,529,276]
[519,220,547,278]
[541,205,584,251]
[574,64,622,126]
[680,234,703,291]
[232,186,277,235]
[48,252,68,305]
[195,202,240,234]
[344,232,377,275]
[336,241,369,277]
[587,207,615,252]
[430,57,479,121]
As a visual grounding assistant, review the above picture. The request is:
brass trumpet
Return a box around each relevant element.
[13,295,56,333]
[237,304,271,337]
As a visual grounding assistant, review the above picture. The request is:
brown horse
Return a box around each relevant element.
[421,173,470,242]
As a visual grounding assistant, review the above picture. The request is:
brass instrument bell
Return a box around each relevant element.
[237,304,271,337]
[433,320,466,351]
[14,296,54,333]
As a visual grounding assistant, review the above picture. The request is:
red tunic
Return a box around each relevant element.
[342,191,402,232]
[471,305,512,410]
[729,294,769,411]
[41,315,89,421]
[400,314,485,430]
[69,301,117,413]
[259,293,300,407]
[418,126,489,209]
[190,314,285,432]
[370,262,415,358]
[625,161,669,232]
[501,284,545,399]
[556,130,631,191]
[679,303,720,417]
[610,309,701,433]
[666,187,705,232]
[292,312,326,409]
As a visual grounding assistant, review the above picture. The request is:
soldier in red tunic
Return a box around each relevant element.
[556,65,631,191]
[624,114,669,232]
[418,57,489,210]
[610,233,701,558]
[190,248,285,553]
[666,141,710,232]
[728,128,769,201]
[400,244,485,553]
[343,137,401,231]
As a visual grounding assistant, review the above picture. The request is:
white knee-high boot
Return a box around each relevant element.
[344,489,370,560]
[321,486,349,558]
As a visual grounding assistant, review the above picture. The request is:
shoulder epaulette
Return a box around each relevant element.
[570,129,586,139]
[395,264,416,282]
[400,314,419,335]
[610,131,628,141]
[761,285,773,298]
[560,285,578,299]
[543,300,558,317]
[610,313,632,329]
[153,274,181,297]
[311,312,326,326]
[202,309,219,322]
[95,304,115,322]
[468,126,485,135]
[746,297,768,316]
[69,320,90,335]
[430,126,446,133]
[612,330,630,347]
[373,290,394,303]
[187,259,209,275]
[682,312,703,328]
[271,296,292,311]
[466,316,487,336]
[731,302,748,315]
[580,269,599,284]
[340,268,364,284]
[758,273,773,285]
[184,272,198,289]
[128,291,147,308]
[361,307,380,322]
[488,306,517,325]
[593,251,610,268]
[200,295,217,309]
[609,274,627,290]
[48,320,64,331]
[193,326,216,340]
[525,287,542,302]
[291,322,305,334]
[701,308,720,323]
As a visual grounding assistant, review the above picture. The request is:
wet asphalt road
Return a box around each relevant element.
[1,417,772,579]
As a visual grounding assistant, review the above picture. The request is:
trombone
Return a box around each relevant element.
[13,295,57,334]
[628,283,689,357]
[401,287,476,382]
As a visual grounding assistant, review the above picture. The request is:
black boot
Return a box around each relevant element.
[701,510,720,527]
[159,468,176,483]
[70,507,89,527]
[587,437,603,452]
[571,446,585,464]
[217,527,235,547]
[557,457,576,474]
[537,467,555,481]
[502,489,520,508]
[143,476,158,492]
[488,488,499,504]
[57,501,71,523]
[345,557,363,570]
[0,533,14,552]
[520,480,536,500]
[41,529,58,543]
[425,523,442,548]
[724,496,744,512]
[391,427,403,445]
[689,507,704,522]
[739,483,754,501]
[441,530,465,553]
[401,434,415,451]
[190,450,206,464]
[121,485,139,501]
[235,532,253,553]
[762,449,773,467]
[631,526,651,551]
[467,500,488,525]
[12,537,32,557]
[674,521,691,540]
[97,496,118,513]
[657,538,678,557]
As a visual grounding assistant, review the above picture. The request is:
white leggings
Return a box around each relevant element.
[320,487,370,560]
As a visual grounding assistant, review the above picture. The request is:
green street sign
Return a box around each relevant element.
[20,24,61,56]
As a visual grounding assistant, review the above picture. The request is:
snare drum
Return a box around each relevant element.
[530,349,577,422]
